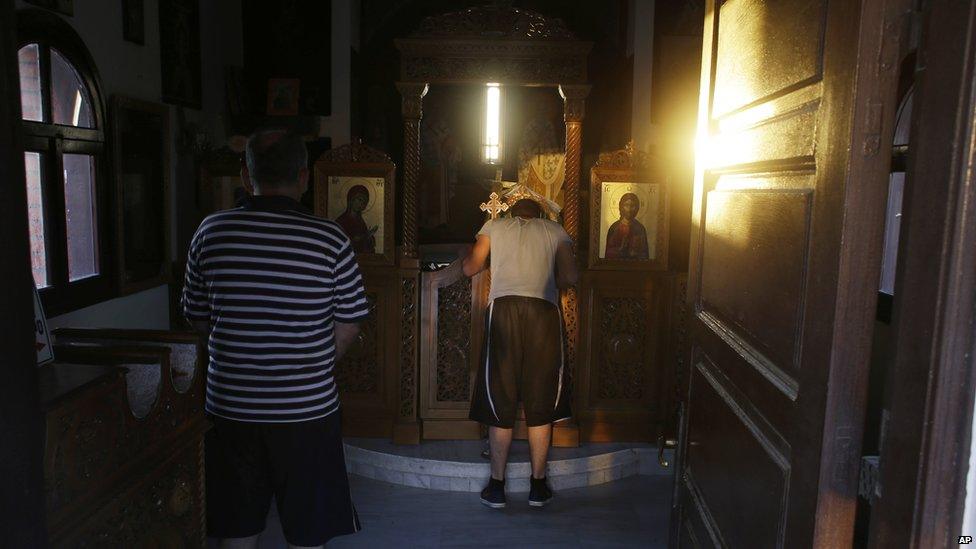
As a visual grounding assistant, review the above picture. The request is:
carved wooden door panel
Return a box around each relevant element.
[672,0,903,547]
[578,271,666,442]
[336,268,399,437]
[419,261,490,439]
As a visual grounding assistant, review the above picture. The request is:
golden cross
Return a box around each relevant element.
[479,192,509,219]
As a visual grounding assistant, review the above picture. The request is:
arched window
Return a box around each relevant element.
[17,10,110,314]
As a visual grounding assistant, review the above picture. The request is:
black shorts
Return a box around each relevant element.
[205,411,360,546]
[469,296,572,428]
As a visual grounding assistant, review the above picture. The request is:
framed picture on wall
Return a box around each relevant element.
[23,0,73,16]
[313,142,396,266]
[111,95,171,294]
[266,78,300,116]
[588,144,669,271]
[158,0,201,108]
[198,151,243,213]
[212,173,245,211]
[242,2,331,116]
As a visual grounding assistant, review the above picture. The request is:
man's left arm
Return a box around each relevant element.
[332,238,370,361]
[334,322,361,362]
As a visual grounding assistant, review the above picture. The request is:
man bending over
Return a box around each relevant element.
[460,198,579,509]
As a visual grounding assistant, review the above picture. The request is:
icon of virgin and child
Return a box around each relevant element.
[604,192,649,260]
[335,184,378,253]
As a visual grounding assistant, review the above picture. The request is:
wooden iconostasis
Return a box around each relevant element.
[321,5,695,446]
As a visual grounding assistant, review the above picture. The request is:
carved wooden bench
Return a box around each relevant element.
[40,329,208,547]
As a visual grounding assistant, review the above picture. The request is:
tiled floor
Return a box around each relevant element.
[250,474,674,548]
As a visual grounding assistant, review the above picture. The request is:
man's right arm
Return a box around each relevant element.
[555,241,579,289]
[182,227,211,332]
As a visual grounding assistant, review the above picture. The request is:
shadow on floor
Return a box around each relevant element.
[222,474,673,548]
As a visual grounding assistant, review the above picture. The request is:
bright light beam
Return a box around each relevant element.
[484,83,501,164]
[71,90,82,127]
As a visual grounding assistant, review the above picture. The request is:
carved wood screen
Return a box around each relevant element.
[419,262,490,440]
[398,8,683,444]
[578,271,679,442]
[312,143,407,439]
[336,268,400,437]
[397,5,593,443]
[395,7,591,86]
[577,146,679,442]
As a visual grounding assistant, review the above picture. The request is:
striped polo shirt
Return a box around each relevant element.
[182,195,370,423]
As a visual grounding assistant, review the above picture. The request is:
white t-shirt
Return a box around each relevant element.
[477,216,573,305]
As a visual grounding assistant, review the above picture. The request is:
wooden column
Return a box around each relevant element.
[555,84,590,447]
[395,82,428,261]
[394,82,427,444]
[558,84,590,243]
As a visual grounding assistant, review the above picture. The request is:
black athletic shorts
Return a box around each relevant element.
[469,295,572,428]
[205,411,361,546]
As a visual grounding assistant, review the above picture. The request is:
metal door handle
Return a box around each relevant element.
[657,436,677,468]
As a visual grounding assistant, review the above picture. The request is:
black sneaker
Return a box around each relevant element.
[480,477,506,509]
[528,476,553,508]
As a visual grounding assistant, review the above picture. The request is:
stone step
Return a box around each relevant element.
[343,439,673,493]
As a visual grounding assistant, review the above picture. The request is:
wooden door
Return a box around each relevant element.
[672,0,906,547]
[1,0,47,542]
[418,261,490,440]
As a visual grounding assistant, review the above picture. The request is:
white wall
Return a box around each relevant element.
[15,0,242,329]
[196,0,244,146]
[630,0,655,151]
[318,0,357,146]
[46,285,170,330]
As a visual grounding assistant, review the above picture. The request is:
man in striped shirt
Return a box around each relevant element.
[183,130,368,548]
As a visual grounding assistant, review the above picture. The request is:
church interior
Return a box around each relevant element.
[2,0,976,547]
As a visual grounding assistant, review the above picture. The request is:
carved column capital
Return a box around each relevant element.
[397,82,429,119]
[559,84,591,122]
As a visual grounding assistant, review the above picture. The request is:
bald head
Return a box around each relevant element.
[245,129,307,192]
[510,198,542,219]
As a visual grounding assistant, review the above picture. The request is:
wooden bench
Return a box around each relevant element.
[40,329,207,546]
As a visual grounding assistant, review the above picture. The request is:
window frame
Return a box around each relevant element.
[876,52,917,324]
[17,9,113,316]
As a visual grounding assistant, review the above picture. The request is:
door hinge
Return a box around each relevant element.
[859,455,881,503]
